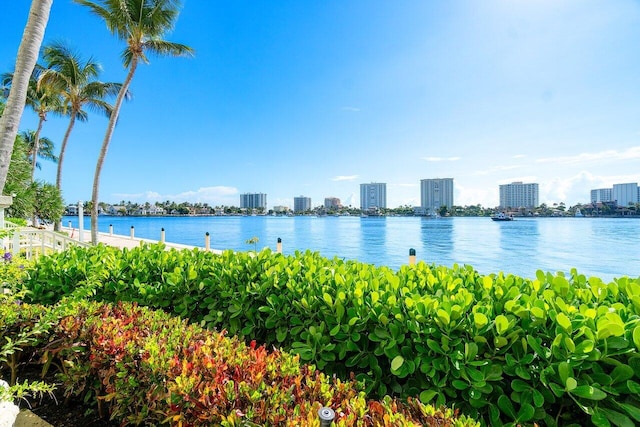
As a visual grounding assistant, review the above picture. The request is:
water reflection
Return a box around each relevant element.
[63,215,640,280]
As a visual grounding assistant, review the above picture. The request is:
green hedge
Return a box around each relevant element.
[17,244,640,426]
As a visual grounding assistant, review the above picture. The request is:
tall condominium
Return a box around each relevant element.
[324,197,341,209]
[499,182,539,209]
[293,196,312,212]
[591,188,613,203]
[360,183,387,210]
[421,178,454,214]
[612,183,639,207]
[240,193,267,210]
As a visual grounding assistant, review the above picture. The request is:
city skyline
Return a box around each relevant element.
[4,2,640,209]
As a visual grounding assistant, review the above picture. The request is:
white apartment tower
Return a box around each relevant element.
[360,183,387,210]
[240,193,267,210]
[324,197,341,209]
[591,188,613,203]
[421,178,454,214]
[612,183,639,207]
[499,182,539,209]
[293,196,312,212]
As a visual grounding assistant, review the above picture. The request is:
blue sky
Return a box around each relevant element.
[4,0,640,209]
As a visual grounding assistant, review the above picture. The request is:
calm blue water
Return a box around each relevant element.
[62,216,640,281]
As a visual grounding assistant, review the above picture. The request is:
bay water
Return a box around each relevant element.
[62,215,640,281]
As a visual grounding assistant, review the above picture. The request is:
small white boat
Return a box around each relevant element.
[491,212,514,221]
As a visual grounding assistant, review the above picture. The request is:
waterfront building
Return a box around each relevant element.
[273,205,289,214]
[240,193,267,210]
[499,182,539,209]
[612,183,639,207]
[420,178,454,215]
[293,196,312,213]
[324,197,341,209]
[360,183,387,210]
[591,188,613,203]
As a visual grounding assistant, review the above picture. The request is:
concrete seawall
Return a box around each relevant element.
[60,226,223,253]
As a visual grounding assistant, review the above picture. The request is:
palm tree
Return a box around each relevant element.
[20,129,57,170]
[39,42,122,231]
[2,66,62,182]
[0,0,53,193]
[74,0,194,244]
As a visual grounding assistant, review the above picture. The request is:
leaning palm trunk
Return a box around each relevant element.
[91,58,138,244]
[30,113,45,181]
[54,113,76,231]
[0,0,52,193]
[30,113,45,227]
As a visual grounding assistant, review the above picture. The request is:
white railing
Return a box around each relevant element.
[2,227,90,260]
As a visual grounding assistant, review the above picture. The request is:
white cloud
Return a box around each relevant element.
[513,154,526,159]
[536,146,640,165]
[332,175,359,181]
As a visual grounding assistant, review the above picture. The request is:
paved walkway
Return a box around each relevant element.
[59,226,222,253]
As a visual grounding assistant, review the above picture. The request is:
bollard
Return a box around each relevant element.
[409,248,416,266]
[276,237,282,254]
[205,232,210,251]
[130,226,135,239]
[78,201,84,243]
[109,224,113,236]
[68,221,72,229]
[318,407,335,426]
[160,227,165,243]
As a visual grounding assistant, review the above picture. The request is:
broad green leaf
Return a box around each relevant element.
[611,365,634,384]
[565,377,577,391]
[571,385,607,400]
[616,402,640,422]
[517,402,535,422]
[371,291,379,304]
[437,309,450,326]
[600,407,635,427]
[495,314,509,335]
[556,312,572,332]
[323,292,333,306]
[474,312,488,329]
[498,394,516,419]
[633,326,640,351]
[391,355,404,371]
[420,389,437,403]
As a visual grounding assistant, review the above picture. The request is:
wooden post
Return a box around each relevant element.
[276,237,282,254]
[409,248,416,266]
[205,232,210,251]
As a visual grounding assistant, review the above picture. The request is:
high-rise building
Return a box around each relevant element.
[499,182,539,209]
[240,193,267,210]
[612,183,639,207]
[324,197,341,209]
[293,196,312,212]
[420,178,454,214]
[360,183,386,210]
[591,188,613,203]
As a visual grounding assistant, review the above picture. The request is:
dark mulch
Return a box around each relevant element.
[13,366,118,427]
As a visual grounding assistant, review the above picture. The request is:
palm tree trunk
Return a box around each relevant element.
[30,114,45,227]
[0,0,52,193]
[91,57,138,244]
[54,113,76,231]
[30,113,45,181]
